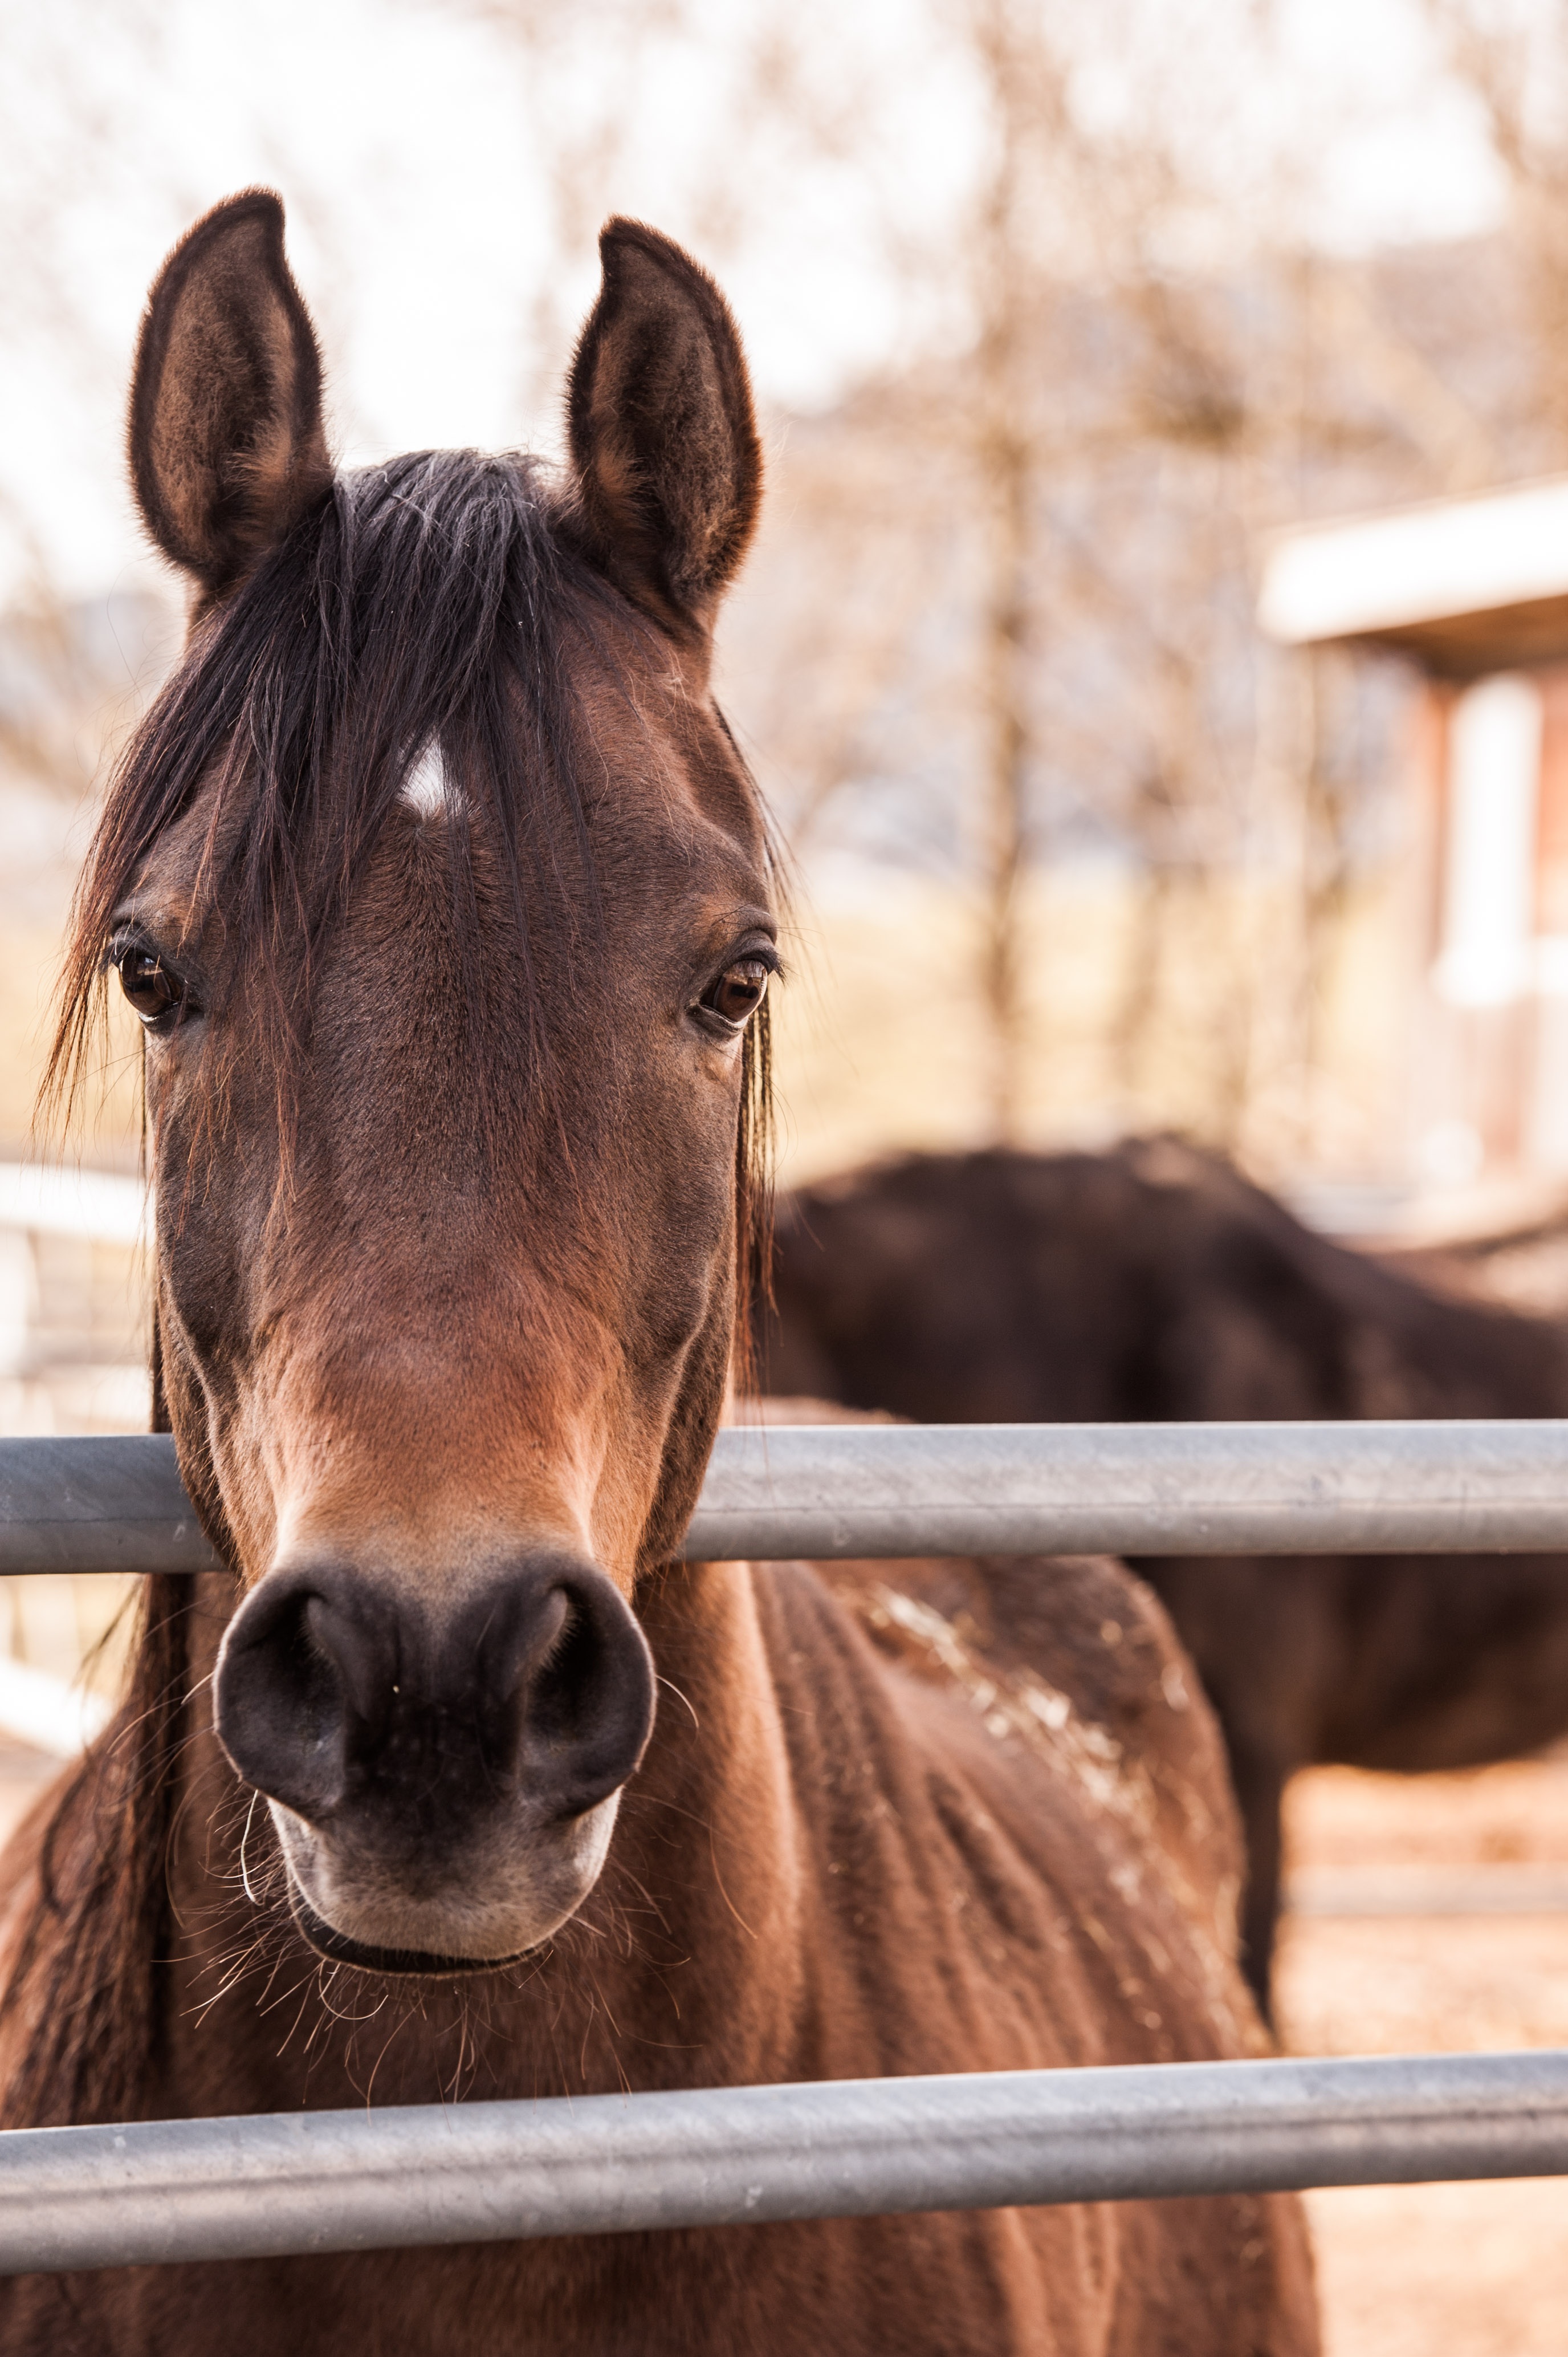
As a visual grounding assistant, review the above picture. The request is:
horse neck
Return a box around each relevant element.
[158,1558,811,2112]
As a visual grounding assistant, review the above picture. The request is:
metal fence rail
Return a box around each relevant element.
[7,1420,1568,1574]
[1,1420,1565,2274]
[1,2051,1564,2275]
[691,1420,1568,1559]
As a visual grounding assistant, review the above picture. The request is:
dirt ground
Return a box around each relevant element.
[0,1740,1561,2343]
[1275,1754,1568,2357]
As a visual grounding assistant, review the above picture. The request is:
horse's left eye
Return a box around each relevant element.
[700,958,771,1029]
[116,945,188,1029]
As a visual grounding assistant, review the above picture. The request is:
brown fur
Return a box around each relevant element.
[0,198,1316,2353]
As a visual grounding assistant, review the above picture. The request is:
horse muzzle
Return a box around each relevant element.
[213,1551,655,1973]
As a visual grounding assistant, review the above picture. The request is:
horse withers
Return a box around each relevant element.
[0,197,1316,2354]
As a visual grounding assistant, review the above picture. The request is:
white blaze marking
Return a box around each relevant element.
[402,741,449,816]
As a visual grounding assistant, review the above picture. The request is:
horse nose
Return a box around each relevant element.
[213,1555,655,1836]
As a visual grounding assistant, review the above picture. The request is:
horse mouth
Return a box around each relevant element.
[286,1884,536,1979]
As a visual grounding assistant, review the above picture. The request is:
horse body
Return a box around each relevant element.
[0,1547,1312,2354]
[0,197,1316,2352]
[757,1137,1568,2001]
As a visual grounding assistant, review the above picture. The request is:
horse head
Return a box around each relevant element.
[70,190,771,1973]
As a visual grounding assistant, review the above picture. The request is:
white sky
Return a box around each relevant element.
[0,0,1513,604]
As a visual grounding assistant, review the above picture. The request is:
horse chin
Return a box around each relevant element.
[266,1791,621,1980]
[284,1885,536,1978]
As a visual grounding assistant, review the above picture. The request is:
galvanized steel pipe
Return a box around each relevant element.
[7,1421,1568,1573]
[0,2051,1562,2274]
[0,1436,219,1575]
[686,1420,1568,1559]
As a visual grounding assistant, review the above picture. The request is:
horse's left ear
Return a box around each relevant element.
[567,219,762,631]
[128,189,332,598]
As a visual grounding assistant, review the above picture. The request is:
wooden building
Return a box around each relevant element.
[1261,478,1568,1188]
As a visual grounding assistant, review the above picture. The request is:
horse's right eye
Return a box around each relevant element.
[116,945,188,1029]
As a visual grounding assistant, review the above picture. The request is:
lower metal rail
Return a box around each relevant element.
[2,2051,1565,2274]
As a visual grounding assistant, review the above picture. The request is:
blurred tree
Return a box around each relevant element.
[1426,0,1568,465]
[731,0,1530,1160]
[405,3,1568,1163]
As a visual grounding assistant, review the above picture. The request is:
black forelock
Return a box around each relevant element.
[48,450,627,1120]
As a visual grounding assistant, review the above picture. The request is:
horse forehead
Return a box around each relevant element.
[397,674,760,863]
[563,628,766,842]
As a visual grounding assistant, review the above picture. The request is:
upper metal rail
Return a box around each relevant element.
[693,1421,1568,1559]
[6,1421,1568,1574]
[1,2050,1563,2275]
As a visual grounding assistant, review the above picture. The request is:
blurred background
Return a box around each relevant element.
[17,0,1568,1433]
[6,2,1568,2343]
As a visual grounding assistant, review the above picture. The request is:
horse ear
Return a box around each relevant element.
[567,219,762,629]
[128,189,332,595]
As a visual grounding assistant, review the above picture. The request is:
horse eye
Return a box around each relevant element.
[700,958,771,1029]
[116,945,187,1028]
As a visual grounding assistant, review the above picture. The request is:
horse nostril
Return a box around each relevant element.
[214,1557,656,1840]
[530,1599,601,1745]
[511,1572,657,1818]
[214,1574,374,1826]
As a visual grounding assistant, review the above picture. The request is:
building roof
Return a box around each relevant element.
[1258,475,1568,675]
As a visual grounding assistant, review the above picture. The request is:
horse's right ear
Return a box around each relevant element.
[128,190,332,597]
[567,219,762,633]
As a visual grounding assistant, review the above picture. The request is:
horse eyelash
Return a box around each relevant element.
[101,926,157,972]
[706,940,783,990]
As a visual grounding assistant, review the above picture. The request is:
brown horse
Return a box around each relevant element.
[0,197,1315,2354]
[757,1137,1568,2009]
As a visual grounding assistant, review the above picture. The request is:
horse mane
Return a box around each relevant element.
[10,452,775,2128]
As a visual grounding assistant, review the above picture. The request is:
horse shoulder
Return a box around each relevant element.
[744,1562,1314,2352]
[758,1557,1261,2067]
[838,1553,1240,1893]
[727,1408,1241,1940]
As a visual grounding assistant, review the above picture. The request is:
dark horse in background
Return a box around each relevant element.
[0,200,1314,2352]
[758,1136,1568,2007]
